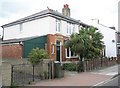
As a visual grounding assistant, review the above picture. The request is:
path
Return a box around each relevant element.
[30,65,118,86]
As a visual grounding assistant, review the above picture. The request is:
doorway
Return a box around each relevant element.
[56,41,61,61]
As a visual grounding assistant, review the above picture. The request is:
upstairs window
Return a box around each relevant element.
[72,24,75,33]
[67,23,75,34]
[20,23,23,32]
[56,19,61,32]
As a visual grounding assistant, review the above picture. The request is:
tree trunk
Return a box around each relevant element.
[77,55,84,73]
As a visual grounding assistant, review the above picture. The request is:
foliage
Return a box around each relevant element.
[77,61,84,72]
[10,82,18,88]
[65,26,104,61]
[63,62,77,71]
[28,48,49,65]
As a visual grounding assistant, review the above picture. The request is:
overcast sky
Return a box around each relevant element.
[0,0,119,36]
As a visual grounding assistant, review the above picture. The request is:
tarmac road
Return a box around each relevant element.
[92,75,119,88]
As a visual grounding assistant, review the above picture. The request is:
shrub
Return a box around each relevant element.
[63,62,77,71]
[28,48,49,65]
[77,61,84,72]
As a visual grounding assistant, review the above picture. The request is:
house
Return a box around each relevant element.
[90,20,117,58]
[0,4,90,61]
[116,32,120,58]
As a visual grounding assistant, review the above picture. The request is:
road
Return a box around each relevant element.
[91,65,119,88]
[92,75,119,88]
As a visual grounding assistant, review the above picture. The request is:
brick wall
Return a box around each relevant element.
[47,34,56,60]
[1,43,23,59]
[47,34,68,61]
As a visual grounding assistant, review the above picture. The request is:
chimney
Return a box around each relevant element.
[62,4,70,17]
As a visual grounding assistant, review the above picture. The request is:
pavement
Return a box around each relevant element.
[30,65,118,86]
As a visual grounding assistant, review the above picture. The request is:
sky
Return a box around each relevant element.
[0,0,119,36]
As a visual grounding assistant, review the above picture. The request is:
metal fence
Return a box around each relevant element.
[11,60,53,86]
[11,60,64,86]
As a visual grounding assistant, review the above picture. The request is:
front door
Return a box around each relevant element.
[56,41,61,61]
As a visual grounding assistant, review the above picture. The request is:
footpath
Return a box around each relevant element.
[31,65,118,86]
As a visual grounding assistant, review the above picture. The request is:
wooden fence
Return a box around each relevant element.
[83,57,118,72]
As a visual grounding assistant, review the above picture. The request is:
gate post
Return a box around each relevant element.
[11,65,13,85]
[32,65,34,82]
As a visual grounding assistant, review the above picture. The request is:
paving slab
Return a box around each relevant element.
[31,72,111,86]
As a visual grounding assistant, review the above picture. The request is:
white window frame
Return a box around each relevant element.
[67,22,69,34]
[65,48,78,58]
[67,23,75,35]
[51,44,55,54]
[56,19,61,33]
[72,24,75,33]
[20,23,23,32]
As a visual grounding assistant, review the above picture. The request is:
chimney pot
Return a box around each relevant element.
[64,5,66,8]
[62,4,70,17]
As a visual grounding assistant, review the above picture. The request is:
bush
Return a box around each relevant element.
[28,48,49,65]
[63,62,77,71]
[77,61,84,72]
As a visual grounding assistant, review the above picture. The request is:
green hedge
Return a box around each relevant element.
[63,63,77,71]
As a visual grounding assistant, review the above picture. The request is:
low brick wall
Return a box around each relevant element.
[1,44,23,59]
[2,62,11,86]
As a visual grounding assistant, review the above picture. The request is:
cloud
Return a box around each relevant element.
[0,0,119,31]
[0,0,30,18]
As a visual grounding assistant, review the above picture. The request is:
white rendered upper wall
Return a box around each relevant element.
[3,16,79,40]
[3,17,50,40]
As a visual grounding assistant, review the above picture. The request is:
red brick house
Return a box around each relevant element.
[0,4,90,61]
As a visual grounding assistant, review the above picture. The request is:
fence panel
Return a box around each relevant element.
[83,58,117,72]
[12,64,33,85]
[11,60,57,86]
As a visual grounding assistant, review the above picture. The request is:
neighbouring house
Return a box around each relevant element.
[90,20,117,58]
[1,4,117,61]
[0,4,90,61]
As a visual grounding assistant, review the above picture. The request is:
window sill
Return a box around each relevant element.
[51,53,55,55]
[66,56,78,58]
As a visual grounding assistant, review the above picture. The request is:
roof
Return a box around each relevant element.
[0,36,40,44]
[1,9,90,28]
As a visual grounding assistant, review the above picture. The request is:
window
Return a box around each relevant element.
[66,48,70,57]
[56,19,61,32]
[67,23,75,34]
[20,23,23,32]
[66,48,78,58]
[118,47,120,55]
[67,23,69,33]
[72,24,75,33]
[51,44,55,54]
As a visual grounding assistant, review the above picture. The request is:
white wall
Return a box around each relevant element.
[48,16,79,36]
[3,16,79,40]
[3,17,50,40]
[4,25,20,40]
[88,20,117,57]
[98,25,117,57]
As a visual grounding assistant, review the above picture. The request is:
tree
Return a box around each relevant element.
[65,26,104,61]
[28,48,49,81]
[28,48,49,65]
